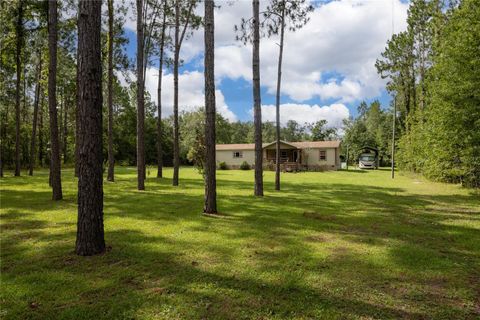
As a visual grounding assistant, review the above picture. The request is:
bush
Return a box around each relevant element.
[218,161,228,170]
[240,161,251,170]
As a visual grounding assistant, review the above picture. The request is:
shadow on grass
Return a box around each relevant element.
[1,169,479,319]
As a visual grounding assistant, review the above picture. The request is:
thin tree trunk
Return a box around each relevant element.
[253,0,263,196]
[29,52,42,176]
[14,0,23,177]
[156,0,167,179]
[172,0,180,186]
[107,0,115,182]
[274,4,285,191]
[137,0,146,190]
[172,0,193,186]
[63,94,68,164]
[38,93,44,167]
[48,0,63,200]
[76,0,105,256]
[203,0,216,214]
[75,76,80,177]
[59,89,63,160]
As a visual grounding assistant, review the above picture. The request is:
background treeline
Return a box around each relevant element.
[375,0,479,187]
[342,100,394,166]
[344,0,479,187]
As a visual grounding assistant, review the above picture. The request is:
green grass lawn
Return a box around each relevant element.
[1,167,479,319]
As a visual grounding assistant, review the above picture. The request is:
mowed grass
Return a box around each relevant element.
[1,167,479,320]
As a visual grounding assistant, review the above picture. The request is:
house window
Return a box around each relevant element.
[281,151,288,158]
[319,150,327,160]
[233,151,243,158]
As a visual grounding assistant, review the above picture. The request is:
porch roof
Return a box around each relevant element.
[216,140,341,151]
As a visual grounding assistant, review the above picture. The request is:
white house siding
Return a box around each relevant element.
[302,148,339,170]
[216,150,255,168]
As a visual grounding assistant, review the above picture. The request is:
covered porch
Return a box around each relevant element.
[263,141,301,164]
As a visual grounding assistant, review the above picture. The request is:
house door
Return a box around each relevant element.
[293,150,299,162]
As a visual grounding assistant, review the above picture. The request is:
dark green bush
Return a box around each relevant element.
[218,161,228,170]
[240,161,250,170]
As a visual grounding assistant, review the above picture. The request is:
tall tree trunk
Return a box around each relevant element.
[38,93,44,167]
[76,0,105,256]
[156,0,167,179]
[172,0,180,186]
[75,81,80,177]
[107,0,115,182]
[14,0,23,177]
[48,0,63,200]
[29,52,42,176]
[136,0,146,190]
[74,43,80,177]
[63,93,68,164]
[59,89,63,160]
[252,0,263,196]
[274,5,285,191]
[1,103,11,178]
[171,0,193,186]
[203,0,217,214]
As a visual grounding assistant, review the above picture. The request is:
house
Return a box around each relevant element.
[216,140,341,171]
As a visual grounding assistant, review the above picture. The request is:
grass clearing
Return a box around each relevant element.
[1,167,479,319]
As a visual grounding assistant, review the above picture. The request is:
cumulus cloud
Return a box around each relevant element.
[259,103,350,128]
[213,0,408,104]
[121,68,237,121]
[121,0,408,120]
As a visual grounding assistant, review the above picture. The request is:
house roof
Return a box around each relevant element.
[216,140,341,151]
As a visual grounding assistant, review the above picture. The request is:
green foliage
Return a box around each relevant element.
[377,0,479,187]
[342,100,393,165]
[413,0,480,187]
[218,161,227,170]
[240,161,251,170]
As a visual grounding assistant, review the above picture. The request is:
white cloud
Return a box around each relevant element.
[121,0,409,120]
[211,0,409,104]
[259,103,350,128]
[121,68,238,121]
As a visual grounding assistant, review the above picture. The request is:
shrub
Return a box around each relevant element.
[240,161,251,170]
[218,161,228,170]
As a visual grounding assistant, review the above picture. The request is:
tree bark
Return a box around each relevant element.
[253,0,263,196]
[63,93,68,164]
[274,4,285,191]
[38,93,44,167]
[203,0,217,214]
[107,0,115,182]
[137,0,146,190]
[48,0,63,200]
[156,0,167,179]
[29,52,42,176]
[14,0,23,177]
[74,81,80,177]
[172,0,180,186]
[76,0,105,256]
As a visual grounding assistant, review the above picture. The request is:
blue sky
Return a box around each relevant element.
[120,0,409,126]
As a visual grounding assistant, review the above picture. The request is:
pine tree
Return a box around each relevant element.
[76,0,105,256]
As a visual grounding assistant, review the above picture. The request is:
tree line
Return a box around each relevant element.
[374,0,479,187]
